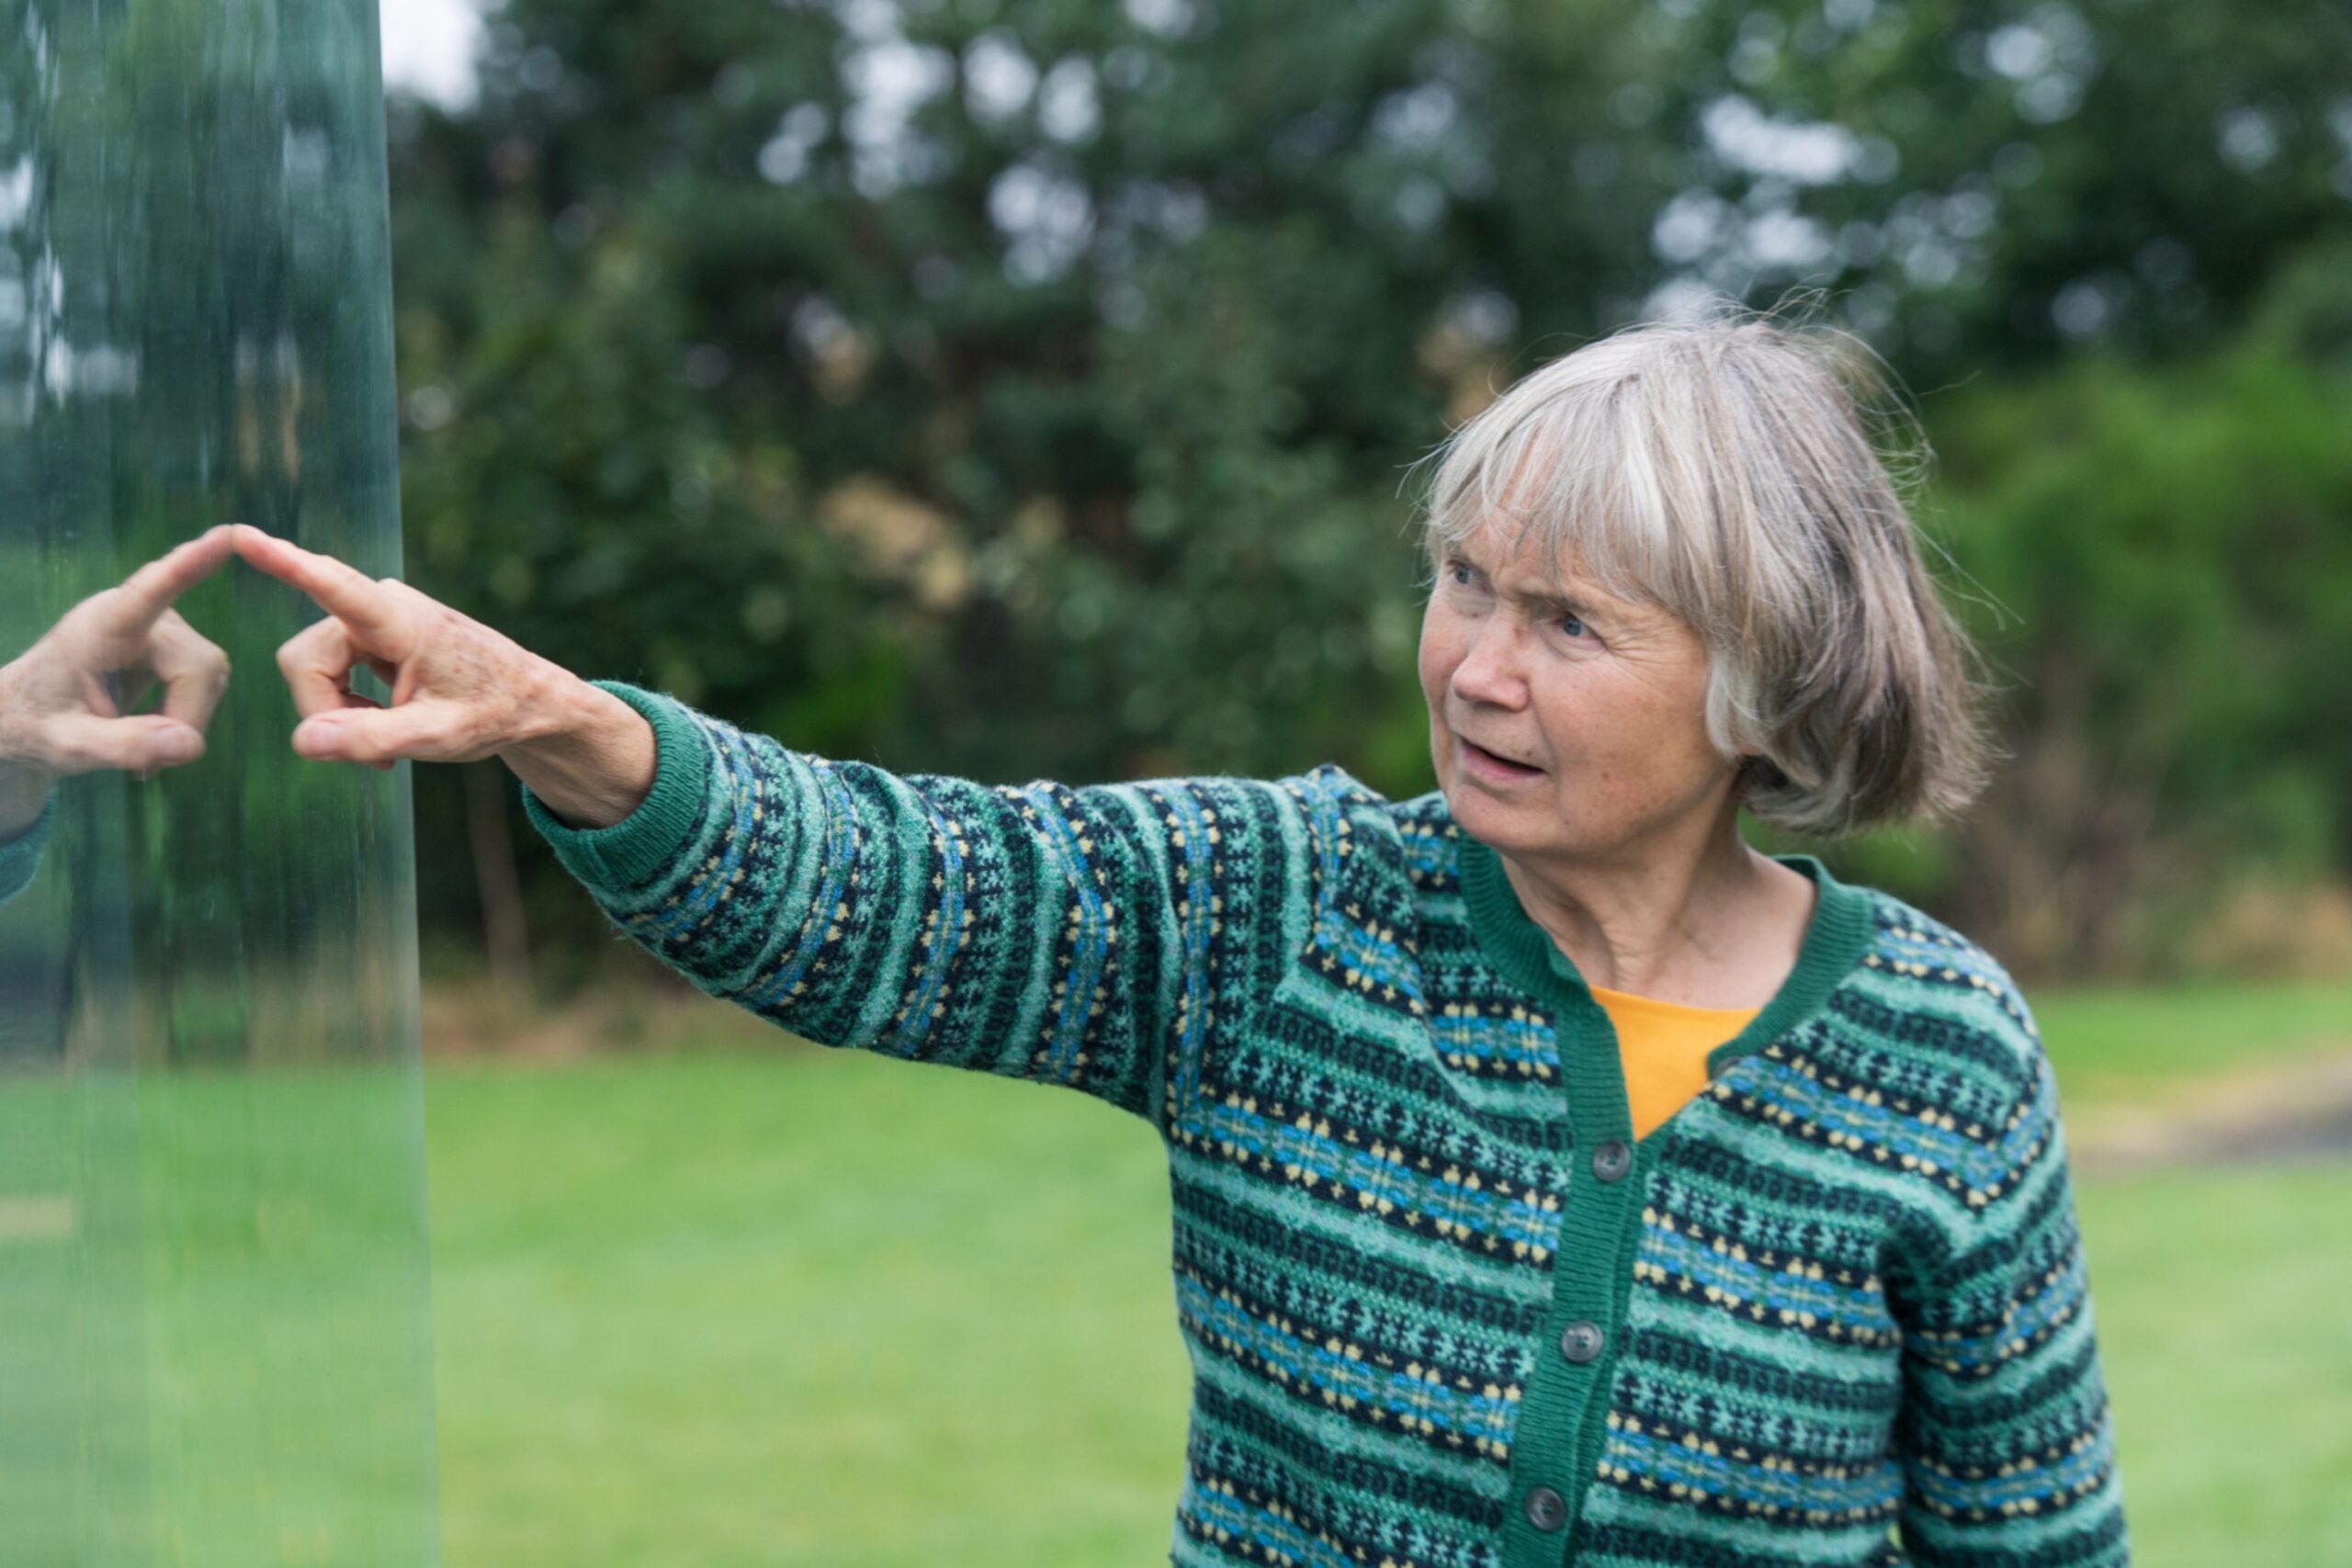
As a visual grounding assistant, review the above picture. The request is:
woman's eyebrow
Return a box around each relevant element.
[1445,547,1610,621]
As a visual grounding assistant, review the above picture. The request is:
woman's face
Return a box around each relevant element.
[1417,519,1738,866]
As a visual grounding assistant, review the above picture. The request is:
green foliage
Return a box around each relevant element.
[1916,313,2352,973]
[375,0,2352,976]
[1954,343,2352,835]
[1690,0,2352,378]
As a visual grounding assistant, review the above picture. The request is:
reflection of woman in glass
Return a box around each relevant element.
[0,527,235,903]
[221,316,2125,1562]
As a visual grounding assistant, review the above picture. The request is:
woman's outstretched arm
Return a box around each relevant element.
[225,522,1317,1134]
[515,678,1311,1134]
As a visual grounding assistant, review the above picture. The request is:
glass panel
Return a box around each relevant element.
[0,2,439,1563]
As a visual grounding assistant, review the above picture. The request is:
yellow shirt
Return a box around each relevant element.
[1587,984,1761,1140]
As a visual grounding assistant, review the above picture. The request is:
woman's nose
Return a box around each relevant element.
[1451,620,1527,707]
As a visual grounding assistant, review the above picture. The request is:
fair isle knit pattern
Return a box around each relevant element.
[523,681,2129,1568]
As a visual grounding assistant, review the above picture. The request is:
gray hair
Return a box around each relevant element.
[1408,299,2001,838]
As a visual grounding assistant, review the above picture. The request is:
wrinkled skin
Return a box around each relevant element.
[226,524,574,769]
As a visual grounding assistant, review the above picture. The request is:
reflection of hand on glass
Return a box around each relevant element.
[0,525,237,841]
[229,525,657,828]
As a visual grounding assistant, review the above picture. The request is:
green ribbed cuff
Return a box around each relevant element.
[518,680,715,892]
[0,785,58,903]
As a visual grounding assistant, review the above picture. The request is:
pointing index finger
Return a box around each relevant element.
[96,525,235,639]
[231,525,412,652]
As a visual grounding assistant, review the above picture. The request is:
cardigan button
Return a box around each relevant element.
[1524,1484,1568,1532]
[1590,1140,1632,1182]
[1559,1320,1605,1363]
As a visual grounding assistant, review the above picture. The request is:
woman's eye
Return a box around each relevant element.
[1557,615,1590,639]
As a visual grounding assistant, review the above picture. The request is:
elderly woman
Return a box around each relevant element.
[1,316,2126,1565]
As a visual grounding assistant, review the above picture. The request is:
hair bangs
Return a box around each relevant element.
[1419,373,1690,618]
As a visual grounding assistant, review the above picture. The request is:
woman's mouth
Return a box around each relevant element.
[1459,737,1543,784]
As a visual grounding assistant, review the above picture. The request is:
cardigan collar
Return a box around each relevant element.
[1456,832,1875,1079]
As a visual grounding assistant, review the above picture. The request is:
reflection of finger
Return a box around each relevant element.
[74,667,119,720]
[147,615,232,736]
[98,526,234,639]
[231,525,410,655]
[45,712,202,775]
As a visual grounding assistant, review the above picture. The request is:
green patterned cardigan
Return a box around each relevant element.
[519,682,2127,1568]
[0,679,2129,1565]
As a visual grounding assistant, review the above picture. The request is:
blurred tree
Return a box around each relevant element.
[1926,283,2352,976]
[387,0,1710,792]
[376,0,2352,983]
[1660,0,2352,379]
[385,0,1695,974]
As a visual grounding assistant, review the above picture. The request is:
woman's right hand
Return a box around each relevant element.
[229,524,581,771]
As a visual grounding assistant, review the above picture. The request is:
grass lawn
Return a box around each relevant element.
[425,1049,1190,1568]
[2031,977,2352,1108]
[2077,1162,2352,1564]
[423,978,2352,1568]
